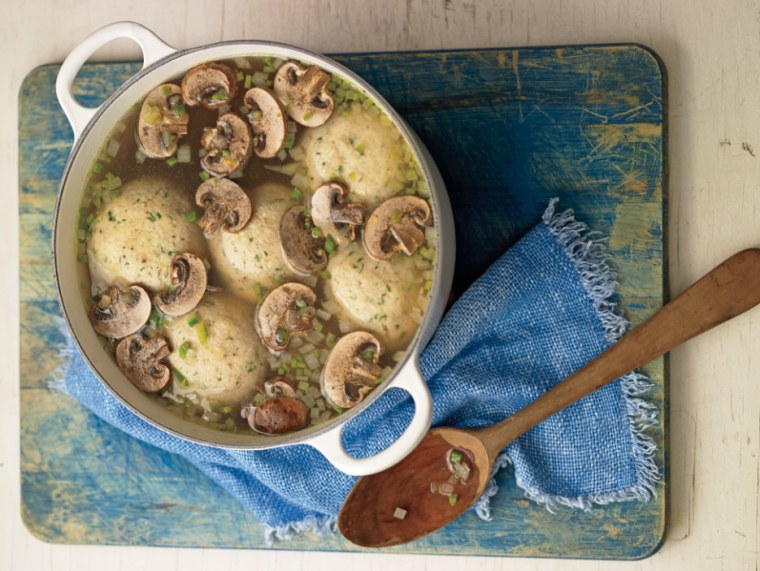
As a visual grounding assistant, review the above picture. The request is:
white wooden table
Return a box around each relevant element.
[2,1,758,569]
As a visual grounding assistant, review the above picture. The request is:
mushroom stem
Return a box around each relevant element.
[309,182,366,245]
[154,253,208,316]
[90,285,152,340]
[273,62,335,127]
[321,331,383,409]
[115,334,171,393]
[195,178,253,238]
[255,282,318,353]
[363,196,432,261]
[279,206,328,275]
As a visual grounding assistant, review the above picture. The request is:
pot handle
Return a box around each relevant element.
[56,21,176,140]
[307,354,432,476]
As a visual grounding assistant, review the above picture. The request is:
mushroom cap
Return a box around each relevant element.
[154,252,208,316]
[164,295,268,406]
[263,377,297,398]
[255,282,317,353]
[363,196,432,261]
[279,206,328,275]
[273,61,334,127]
[200,113,253,177]
[244,87,288,159]
[195,178,253,238]
[181,63,238,109]
[115,334,171,393]
[137,83,189,159]
[206,183,297,302]
[321,331,382,409]
[310,182,366,246]
[245,397,310,434]
[90,285,152,339]
[86,177,207,294]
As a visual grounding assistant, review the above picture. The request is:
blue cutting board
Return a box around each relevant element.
[19,45,667,558]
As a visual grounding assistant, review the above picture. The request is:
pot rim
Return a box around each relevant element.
[54,36,451,451]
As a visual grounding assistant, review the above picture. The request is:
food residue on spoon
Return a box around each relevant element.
[429,448,473,506]
[337,432,482,547]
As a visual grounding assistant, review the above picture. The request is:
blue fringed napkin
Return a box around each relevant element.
[59,200,659,541]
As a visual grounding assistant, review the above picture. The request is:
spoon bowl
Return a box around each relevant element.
[338,249,760,547]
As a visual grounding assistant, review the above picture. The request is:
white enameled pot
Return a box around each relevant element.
[54,22,455,476]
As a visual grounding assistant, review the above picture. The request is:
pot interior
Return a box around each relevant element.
[55,41,453,449]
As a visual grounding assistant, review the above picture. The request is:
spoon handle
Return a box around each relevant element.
[476,248,760,459]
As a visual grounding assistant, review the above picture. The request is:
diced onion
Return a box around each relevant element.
[288,146,305,161]
[252,71,270,87]
[304,352,320,371]
[392,351,406,362]
[289,336,303,349]
[276,149,288,161]
[105,138,121,158]
[135,148,147,164]
[338,319,351,334]
[425,226,437,249]
[299,343,316,355]
[305,330,324,345]
[233,57,252,69]
[321,300,340,314]
[301,274,318,288]
[176,144,192,163]
[316,309,332,321]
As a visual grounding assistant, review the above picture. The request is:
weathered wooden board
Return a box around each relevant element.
[19,45,666,558]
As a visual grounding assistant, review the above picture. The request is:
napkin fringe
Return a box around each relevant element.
[264,514,337,546]
[499,199,661,510]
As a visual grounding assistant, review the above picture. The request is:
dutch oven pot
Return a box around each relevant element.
[54,22,455,476]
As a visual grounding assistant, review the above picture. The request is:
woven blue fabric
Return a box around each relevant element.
[60,201,658,539]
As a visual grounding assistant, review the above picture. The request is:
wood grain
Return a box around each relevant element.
[19,44,666,559]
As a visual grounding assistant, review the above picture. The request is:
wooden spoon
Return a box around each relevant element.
[338,249,760,548]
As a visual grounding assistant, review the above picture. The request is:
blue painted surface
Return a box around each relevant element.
[19,45,666,558]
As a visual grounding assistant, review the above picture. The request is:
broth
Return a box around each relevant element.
[77,56,436,435]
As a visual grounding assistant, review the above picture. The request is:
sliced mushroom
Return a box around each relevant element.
[200,113,253,177]
[137,84,189,159]
[363,196,432,261]
[90,285,151,339]
[195,178,253,238]
[321,331,383,409]
[181,62,238,109]
[279,206,328,275]
[244,87,288,159]
[310,182,366,245]
[263,377,297,398]
[115,334,171,393]
[273,62,334,127]
[154,253,208,316]
[241,397,310,434]
[255,282,317,353]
